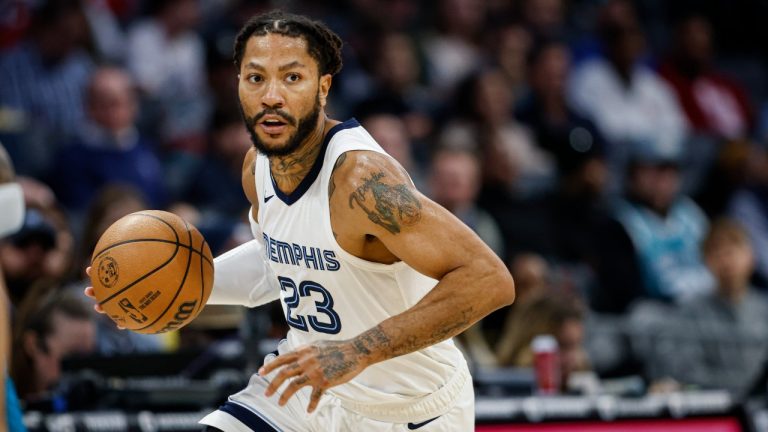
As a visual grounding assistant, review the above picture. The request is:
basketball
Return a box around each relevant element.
[90,210,214,334]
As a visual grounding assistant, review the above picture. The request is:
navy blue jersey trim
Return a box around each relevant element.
[270,118,360,206]
[219,401,283,431]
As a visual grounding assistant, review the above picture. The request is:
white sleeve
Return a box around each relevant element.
[207,212,279,307]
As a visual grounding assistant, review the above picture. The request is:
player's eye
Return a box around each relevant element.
[286,73,301,83]
[248,74,263,83]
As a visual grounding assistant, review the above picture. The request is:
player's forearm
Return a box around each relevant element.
[351,259,514,366]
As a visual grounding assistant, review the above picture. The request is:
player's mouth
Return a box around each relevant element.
[259,117,289,135]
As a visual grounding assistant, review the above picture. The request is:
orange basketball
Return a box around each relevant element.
[90,210,214,334]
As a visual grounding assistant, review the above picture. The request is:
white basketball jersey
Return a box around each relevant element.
[253,119,470,422]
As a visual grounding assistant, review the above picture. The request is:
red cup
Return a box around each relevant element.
[532,334,561,395]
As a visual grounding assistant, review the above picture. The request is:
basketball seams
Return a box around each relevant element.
[93,238,213,266]
[194,236,206,315]
[93,213,180,257]
[135,219,196,332]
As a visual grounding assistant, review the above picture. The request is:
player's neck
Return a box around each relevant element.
[269,118,329,195]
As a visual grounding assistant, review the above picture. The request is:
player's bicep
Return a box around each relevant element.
[378,194,488,280]
[339,153,485,279]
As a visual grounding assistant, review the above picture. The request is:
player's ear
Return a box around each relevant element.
[319,74,332,107]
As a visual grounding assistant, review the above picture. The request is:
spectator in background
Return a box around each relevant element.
[170,109,250,250]
[66,185,166,356]
[1,209,60,307]
[659,15,753,140]
[515,39,611,283]
[356,32,436,147]
[428,147,505,257]
[567,0,688,188]
[592,139,712,313]
[519,0,567,40]
[646,219,768,398]
[729,145,768,286]
[496,294,591,393]
[0,0,94,176]
[11,289,95,405]
[482,253,550,348]
[448,67,555,198]
[361,113,426,191]
[518,40,608,166]
[51,67,165,215]
[127,0,210,151]
[491,23,532,108]
[421,0,487,97]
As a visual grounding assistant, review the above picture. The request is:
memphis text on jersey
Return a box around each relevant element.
[263,232,340,271]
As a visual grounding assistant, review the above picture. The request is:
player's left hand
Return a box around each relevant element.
[259,340,368,413]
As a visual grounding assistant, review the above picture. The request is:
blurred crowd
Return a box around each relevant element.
[3,0,768,414]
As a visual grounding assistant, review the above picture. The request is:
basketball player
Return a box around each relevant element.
[86,10,515,431]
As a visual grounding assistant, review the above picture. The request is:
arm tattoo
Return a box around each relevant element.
[317,343,358,381]
[350,307,475,360]
[348,171,422,234]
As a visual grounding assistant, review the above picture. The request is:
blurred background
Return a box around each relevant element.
[3,0,768,430]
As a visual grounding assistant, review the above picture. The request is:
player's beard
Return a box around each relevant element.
[239,93,322,157]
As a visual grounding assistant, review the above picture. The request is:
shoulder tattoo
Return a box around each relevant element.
[348,171,422,234]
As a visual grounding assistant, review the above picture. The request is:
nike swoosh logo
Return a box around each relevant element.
[265,194,274,203]
[407,416,439,430]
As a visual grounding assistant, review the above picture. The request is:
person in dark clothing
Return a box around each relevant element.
[591,139,712,314]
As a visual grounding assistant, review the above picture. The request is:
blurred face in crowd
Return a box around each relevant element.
[363,115,412,169]
[677,16,713,70]
[213,121,252,162]
[238,34,331,157]
[429,151,481,212]
[474,69,513,127]
[161,0,201,36]
[36,8,89,63]
[23,311,95,395]
[495,25,531,86]
[557,317,586,381]
[599,0,644,75]
[530,43,571,99]
[376,33,420,91]
[629,163,681,214]
[439,0,486,37]
[87,68,138,134]
[704,228,754,299]
[522,0,564,35]
[608,25,645,74]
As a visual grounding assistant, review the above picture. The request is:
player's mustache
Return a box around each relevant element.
[251,108,297,126]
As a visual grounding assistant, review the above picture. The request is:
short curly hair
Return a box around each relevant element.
[233,10,343,76]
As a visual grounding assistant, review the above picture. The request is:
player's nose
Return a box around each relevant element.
[262,80,285,108]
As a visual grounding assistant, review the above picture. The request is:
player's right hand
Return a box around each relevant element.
[84,266,126,329]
